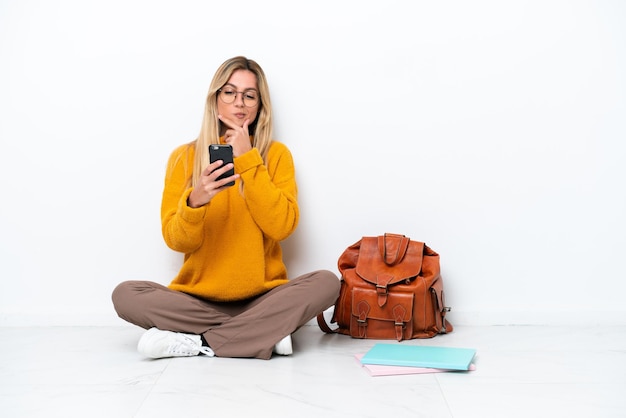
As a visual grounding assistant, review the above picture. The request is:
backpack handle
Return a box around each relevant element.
[379,233,410,266]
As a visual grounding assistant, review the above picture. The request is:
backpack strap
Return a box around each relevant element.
[392,304,407,341]
[316,312,337,334]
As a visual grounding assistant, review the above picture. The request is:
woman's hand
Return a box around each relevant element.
[187,160,240,208]
[219,114,253,157]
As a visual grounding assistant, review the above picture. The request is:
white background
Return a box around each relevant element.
[1,0,624,326]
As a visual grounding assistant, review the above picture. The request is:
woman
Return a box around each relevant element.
[112,56,340,360]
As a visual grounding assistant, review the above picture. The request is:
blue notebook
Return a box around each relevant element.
[360,344,476,371]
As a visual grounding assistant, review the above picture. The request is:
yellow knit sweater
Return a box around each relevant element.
[161,140,299,301]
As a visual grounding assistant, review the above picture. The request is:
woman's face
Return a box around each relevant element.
[217,69,260,129]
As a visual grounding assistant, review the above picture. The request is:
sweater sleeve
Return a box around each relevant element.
[160,144,207,253]
[235,142,299,241]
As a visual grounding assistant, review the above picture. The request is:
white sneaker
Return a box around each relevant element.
[273,334,293,356]
[137,328,215,359]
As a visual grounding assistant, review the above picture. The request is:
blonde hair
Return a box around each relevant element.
[190,56,274,188]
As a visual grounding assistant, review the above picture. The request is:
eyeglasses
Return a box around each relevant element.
[218,87,259,107]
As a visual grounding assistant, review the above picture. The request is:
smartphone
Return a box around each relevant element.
[209,144,235,187]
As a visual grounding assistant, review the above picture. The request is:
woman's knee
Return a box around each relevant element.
[320,269,340,285]
[111,280,152,314]
[310,269,341,301]
[112,280,133,301]
[111,281,133,313]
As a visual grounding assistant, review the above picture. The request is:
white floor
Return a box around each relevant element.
[1,324,625,418]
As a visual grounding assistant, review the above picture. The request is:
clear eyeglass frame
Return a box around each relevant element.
[218,87,259,107]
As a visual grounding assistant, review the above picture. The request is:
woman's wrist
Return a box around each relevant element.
[187,191,203,208]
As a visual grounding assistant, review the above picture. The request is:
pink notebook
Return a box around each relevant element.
[355,354,476,376]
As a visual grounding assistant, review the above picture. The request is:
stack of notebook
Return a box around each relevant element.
[356,343,477,376]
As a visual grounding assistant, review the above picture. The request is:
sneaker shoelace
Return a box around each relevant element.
[173,333,215,357]
[198,345,215,357]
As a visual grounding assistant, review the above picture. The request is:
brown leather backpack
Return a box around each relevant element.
[317,233,452,340]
